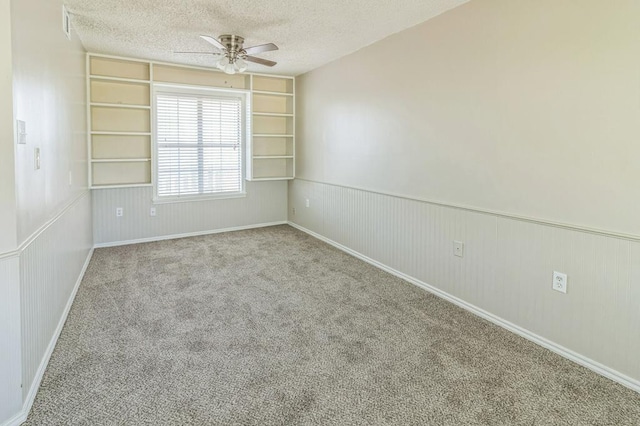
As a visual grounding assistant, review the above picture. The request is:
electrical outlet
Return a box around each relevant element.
[116,207,123,217]
[453,240,464,257]
[150,207,156,217]
[552,271,567,293]
[292,207,296,216]
[305,198,310,208]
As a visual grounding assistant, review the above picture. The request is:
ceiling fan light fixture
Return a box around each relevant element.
[194,34,279,74]
[235,57,248,73]
[217,55,229,70]
[224,63,236,75]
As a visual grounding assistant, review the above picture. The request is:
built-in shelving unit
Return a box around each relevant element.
[248,75,295,180]
[87,53,295,188]
[88,56,152,188]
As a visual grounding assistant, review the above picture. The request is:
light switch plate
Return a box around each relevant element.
[17,120,26,144]
[34,147,41,170]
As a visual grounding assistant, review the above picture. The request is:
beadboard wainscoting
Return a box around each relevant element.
[20,192,93,404]
[0,192,93,426]
[0,256,21,424]
[288,178,640,392]
[92,181,288,246]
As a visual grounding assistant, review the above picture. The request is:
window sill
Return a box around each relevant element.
[152,192,247,205]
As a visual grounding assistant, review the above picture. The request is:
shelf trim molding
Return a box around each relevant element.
[252,112,293,117]
[91,183,153,189]
[253,133,294,138]
[90,102,151,109]
[250,176,294,181]
[253,155,294,159]
[91,158,151,163]
[252,90,294,96]
[91,131,152,136]
[89,75,151,84]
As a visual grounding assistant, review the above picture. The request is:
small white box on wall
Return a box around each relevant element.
[16,120,27,144]
[62,5,71,39]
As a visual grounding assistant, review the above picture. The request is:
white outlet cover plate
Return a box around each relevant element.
[553,271,568,293]
[453,240,464,257]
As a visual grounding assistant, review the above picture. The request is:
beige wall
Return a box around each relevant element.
[11,0,88,244]
[296,0,640,237]
[0,0,17,253]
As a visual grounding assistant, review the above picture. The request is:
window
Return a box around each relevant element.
[154,85,246,200]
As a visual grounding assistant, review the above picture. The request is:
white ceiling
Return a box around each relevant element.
[65,0,468,76]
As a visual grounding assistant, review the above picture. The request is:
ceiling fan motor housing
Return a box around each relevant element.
[219,35,246,57]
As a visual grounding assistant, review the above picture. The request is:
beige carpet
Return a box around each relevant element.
[25,225,640,425]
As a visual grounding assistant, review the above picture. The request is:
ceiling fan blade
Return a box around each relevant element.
[200,35,226,51]
[245,55,277,67]
[243,43,278,55]
[174,51,221,55]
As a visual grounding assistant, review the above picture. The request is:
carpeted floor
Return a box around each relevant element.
[25,225,640,425]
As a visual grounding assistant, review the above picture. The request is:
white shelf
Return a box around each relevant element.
[252,112,293,117]
[89,75,151,84]
[92,158,151,163]
[248,74,295,181]
[253,155,294,159]
[91,183,153,189]
[91,131,152,136]
[249,177,294,181]
[252,90,294,97]
[90,102,151,109]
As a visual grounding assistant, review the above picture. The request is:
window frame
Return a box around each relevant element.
[152,83,249,203]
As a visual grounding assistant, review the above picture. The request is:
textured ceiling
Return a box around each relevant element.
[65,0,468,76]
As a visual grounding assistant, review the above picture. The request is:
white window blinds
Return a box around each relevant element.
[155,92,243,198]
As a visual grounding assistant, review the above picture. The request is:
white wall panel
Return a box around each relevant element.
[93,181,288,245]
[494,218,634,372]
[289,178,640,387]
[20,193,93,402]
[630,242,640,371]
[0,256,21,423]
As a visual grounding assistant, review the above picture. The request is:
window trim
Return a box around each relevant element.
[151,83,250,203]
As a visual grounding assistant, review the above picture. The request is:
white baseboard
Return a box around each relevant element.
[1,412,23,426]
[287,221,640,394]
[94,221,289,248]
[5,247,94,426]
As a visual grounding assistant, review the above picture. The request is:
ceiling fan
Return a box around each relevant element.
[175,35,278,75]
